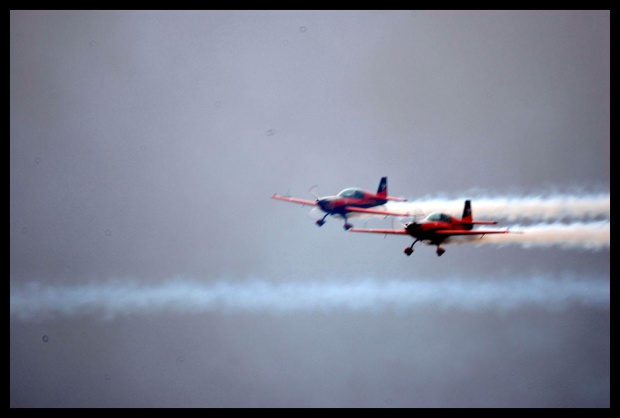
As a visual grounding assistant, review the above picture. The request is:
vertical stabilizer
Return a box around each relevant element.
[377,177,388,198]
[462,200,473,223]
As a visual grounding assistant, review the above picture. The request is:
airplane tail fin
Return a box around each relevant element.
[462,200,472,223]
[462,200,497,229]
[377,177,388,199]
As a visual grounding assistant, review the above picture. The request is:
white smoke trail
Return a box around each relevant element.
[388,193,610,222]
[453,221,610,250]
[10,276,609,322]
[493,221,610,249]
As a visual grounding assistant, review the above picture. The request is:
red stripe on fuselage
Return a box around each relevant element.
[323,196,388,213]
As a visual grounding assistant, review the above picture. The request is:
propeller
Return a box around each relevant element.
[392,211,425,230]
[309,185,321,201]
[392,217,407,231]
[410,208,426,222]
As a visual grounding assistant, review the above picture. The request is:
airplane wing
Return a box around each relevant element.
[348,228,409,235]
[271,194,317,206]
[344,206,411,217]
[434,230,509,236]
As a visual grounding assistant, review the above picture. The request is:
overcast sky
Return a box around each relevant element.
[10,10,609,407]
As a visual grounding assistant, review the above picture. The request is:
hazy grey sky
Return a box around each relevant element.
[11,10,609,407]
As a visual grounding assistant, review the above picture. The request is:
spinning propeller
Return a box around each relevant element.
[309,185,321,201]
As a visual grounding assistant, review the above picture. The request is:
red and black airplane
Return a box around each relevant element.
[271,177,409,230]
[349,200,509,256]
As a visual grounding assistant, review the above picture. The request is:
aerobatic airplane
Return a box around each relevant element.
[349,200,510,256]
[271,177,409,230]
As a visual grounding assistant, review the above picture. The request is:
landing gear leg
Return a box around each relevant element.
[343,215,353,231]
[316,214,328,227]
[404,239,419,256]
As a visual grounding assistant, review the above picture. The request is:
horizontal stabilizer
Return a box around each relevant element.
[385,196,408,202]
[465,220,498,225]
[434,229,509,236]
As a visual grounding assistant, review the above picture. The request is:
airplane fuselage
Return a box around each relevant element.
[405,211,490,244]
[317,194,388,215]
[406,219,456,244]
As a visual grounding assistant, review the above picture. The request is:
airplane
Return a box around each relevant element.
[271,177,410,230]
[349,200,510,256]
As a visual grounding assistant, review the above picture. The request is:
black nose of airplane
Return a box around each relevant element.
[405,222,420,232]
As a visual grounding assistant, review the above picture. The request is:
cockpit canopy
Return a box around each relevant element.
[337,188,365,199]
[425,212,452,223]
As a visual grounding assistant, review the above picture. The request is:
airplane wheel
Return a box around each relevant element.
[404,247,413,256]
[436,248,445,256]
[316,219,325,227]
[344,223,353,231]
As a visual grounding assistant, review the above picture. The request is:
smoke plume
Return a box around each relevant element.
[471,221,610,250]
[389,193,610,222]
[10,276,609,322]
